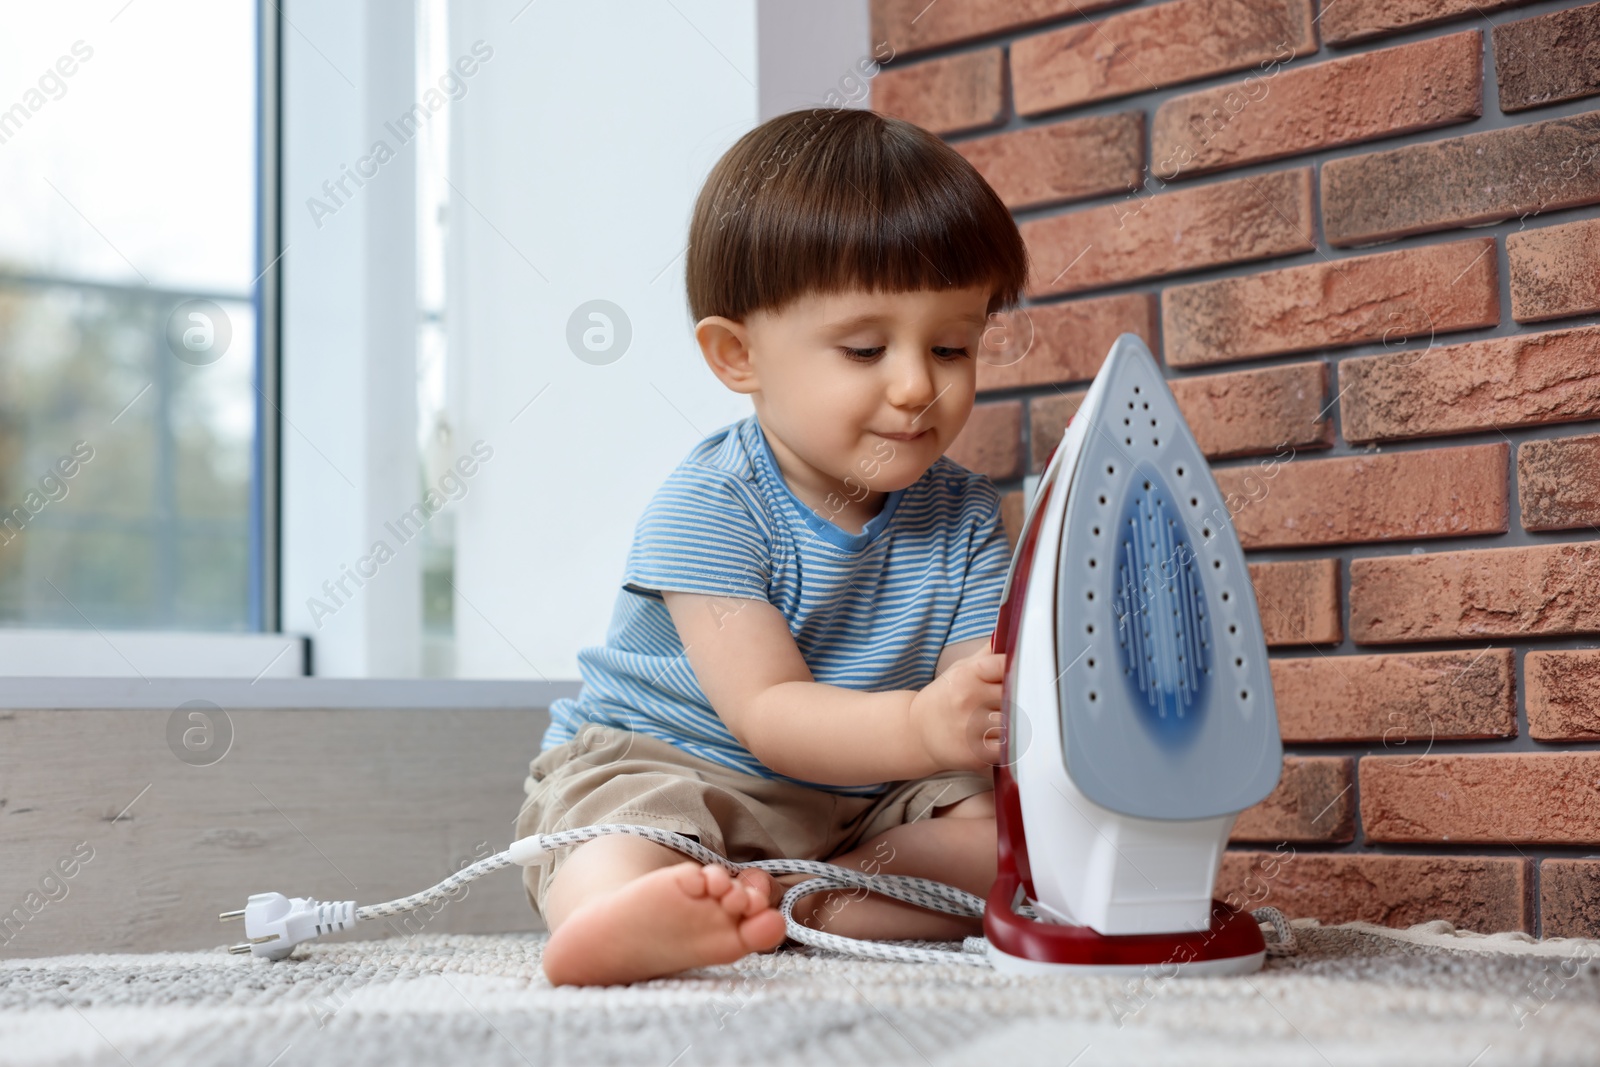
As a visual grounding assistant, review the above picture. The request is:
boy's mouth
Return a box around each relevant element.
[875,429,930,442]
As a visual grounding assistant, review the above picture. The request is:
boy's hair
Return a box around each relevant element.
[686,108,1029,325]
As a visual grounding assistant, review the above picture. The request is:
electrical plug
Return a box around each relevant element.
[220,892,356,960]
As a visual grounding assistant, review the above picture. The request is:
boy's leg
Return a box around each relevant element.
[540,833,785,987]
[781,784,996,942]
[520,725,797,986]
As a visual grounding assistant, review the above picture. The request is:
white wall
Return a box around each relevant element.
[445,0,868,679]
[446,0,756,679]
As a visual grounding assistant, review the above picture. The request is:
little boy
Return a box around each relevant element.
[515,106,1031,987]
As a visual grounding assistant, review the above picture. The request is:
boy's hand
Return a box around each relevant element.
[909,649,1007,773]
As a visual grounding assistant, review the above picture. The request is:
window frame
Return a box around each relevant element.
[0,0,285,675]
[253,0,282,634]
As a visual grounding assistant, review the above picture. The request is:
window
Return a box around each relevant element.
[0,2,271,632]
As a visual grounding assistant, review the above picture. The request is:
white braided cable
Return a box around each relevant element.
[351,824,1297,967]
[775,877,990,966]
[355,852,517,920]
[356,824,987,962]
[1252,905,1295,956]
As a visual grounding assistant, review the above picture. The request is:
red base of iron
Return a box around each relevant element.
[983,760,1265,969]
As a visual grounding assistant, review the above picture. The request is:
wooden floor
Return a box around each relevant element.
[0,699,558,959]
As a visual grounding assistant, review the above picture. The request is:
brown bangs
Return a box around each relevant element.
[686,108,1029,325]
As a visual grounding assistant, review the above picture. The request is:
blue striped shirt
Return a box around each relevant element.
[542,412,1011,796]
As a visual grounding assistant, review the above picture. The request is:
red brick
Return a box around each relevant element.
[953,111,1143,211]
[1526,649,1600,741]
[978,294,1156,393]
[870,49,1005,136]
[1153,32,1482,179]
[1351,542,1600,644]
[1169,363,1333,459]
[1362,752,1600,845]
[1214,442,1508,549]
[1248,558,1342,646]
[1339,325,1600,443]
[1540,859,1600,939]
[1270,648,1516,743]
[1164,238,1498,367]
[1494,4,1600,113]
[1012,0,1315,114]
[1322,111,1600,247]
[947,400,1021,479]
[1027,367,1330,469]
[1231,757,1355,843]
[1320,0,1538,47]
[1028,390,1088,471]
[1023,167,1314,298]
[1218,850,1532,932]
[1519,433,1600,532]
[1509,217,1600,323]
[869,0,1134,58]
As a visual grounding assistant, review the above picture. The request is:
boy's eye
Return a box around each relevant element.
[840,346,970,361]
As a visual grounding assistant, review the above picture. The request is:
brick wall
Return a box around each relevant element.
[871,0,1600,937]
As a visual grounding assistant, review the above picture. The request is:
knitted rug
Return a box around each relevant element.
[2,921,1598,1066]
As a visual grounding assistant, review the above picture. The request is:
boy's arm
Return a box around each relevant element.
[661,590,996,785]
[936,636,991,678]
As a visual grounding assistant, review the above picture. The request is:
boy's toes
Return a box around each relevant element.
[735,868,781,907]
[720,882,766,919]
[669,860,711,899]
[739,908,788,951]
[701,863,734,898]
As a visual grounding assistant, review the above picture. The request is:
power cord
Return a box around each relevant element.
[221,823,1293,966]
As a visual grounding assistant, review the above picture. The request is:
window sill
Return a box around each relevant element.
[0,676,580,709]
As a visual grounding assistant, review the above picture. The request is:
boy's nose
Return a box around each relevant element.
[883,351,937,409]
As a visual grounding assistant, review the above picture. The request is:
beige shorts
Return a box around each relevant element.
[514,724,994,921]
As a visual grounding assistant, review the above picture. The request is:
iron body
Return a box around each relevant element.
[983,333,1283,976]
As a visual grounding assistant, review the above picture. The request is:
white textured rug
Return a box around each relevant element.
[2,921,1599,1066]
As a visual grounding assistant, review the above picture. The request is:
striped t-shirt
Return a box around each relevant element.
[542,411,1012,796]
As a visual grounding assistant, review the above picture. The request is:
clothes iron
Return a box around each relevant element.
[983,332,1284,976]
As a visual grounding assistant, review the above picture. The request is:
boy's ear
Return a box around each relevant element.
[695,315,759,395]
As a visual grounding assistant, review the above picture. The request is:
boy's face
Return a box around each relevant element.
[695,283,992,510]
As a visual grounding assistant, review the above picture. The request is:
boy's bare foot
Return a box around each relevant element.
[541,862,788,986]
